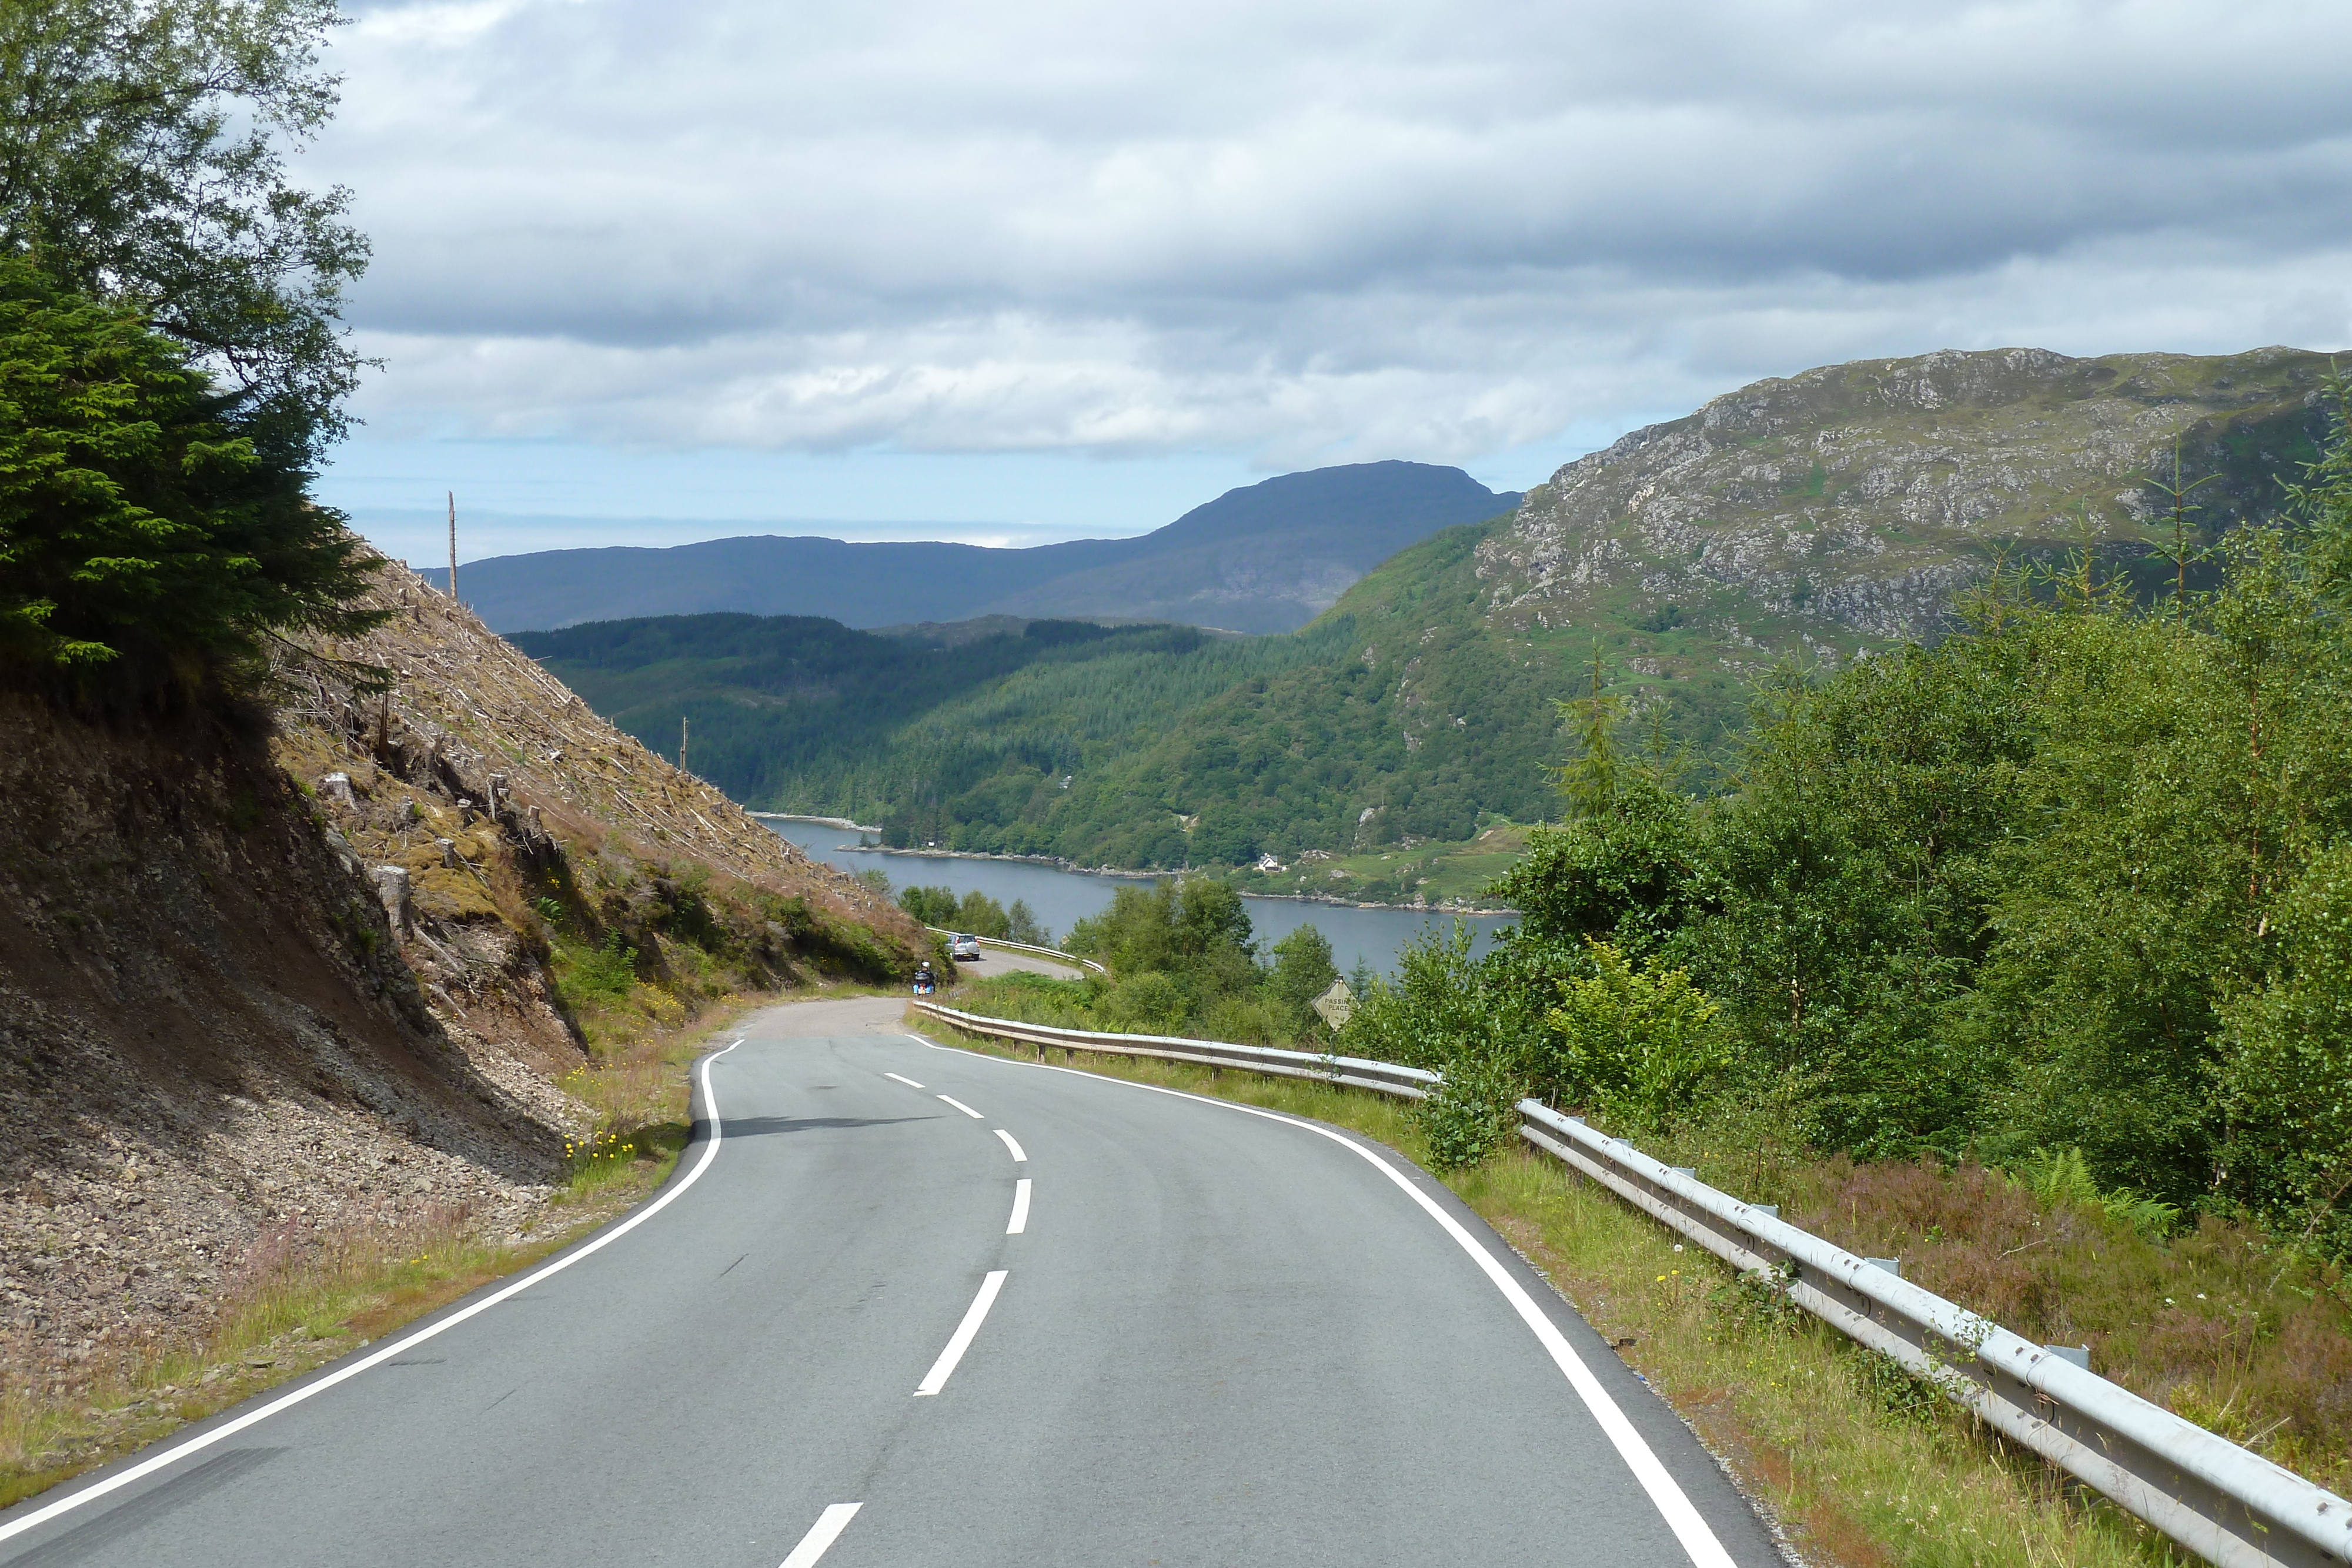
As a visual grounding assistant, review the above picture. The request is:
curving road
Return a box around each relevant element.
[0,995,1783,1567]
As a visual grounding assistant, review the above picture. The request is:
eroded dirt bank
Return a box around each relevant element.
[0,557,931,1413]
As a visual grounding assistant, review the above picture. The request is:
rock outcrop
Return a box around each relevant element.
[1480,346,2337,670]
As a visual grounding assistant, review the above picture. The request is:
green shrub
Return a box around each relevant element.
[897,884,963,926]
[1416,1054,1525,1172]
[1102,970,1187,1034]
[566,933,638,1004]
[2014,1146,2180,1239]
[0,260,382,687]
[1544,940,1729,1129]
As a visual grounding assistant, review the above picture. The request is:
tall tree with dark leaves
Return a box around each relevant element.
[0,0,368,459]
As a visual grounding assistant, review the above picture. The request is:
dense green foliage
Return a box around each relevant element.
[0,259,379,683]
[957,880,1339,1047]
[516,613,1303,856]
[894,883,1050,945]
[0,0,368,454]
[519,355,2325,885]
[519,523,1743,878]
[1345,400,2352,1246]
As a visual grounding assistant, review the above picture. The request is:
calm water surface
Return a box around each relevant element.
[761,817,1509,979]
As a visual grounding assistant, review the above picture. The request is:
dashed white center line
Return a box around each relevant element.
[884,1072,924,1089]
[937,1094,984,1119]
[778,1502,863,1567]
[914,1270,1008,1396]
[1006,1178,1031,1234]
[994,1128,1027,1162]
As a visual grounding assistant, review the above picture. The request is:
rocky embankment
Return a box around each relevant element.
[0,556,926,1406]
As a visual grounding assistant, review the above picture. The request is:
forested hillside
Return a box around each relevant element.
[1345,387,2352,1259]
[514,347,2338,898]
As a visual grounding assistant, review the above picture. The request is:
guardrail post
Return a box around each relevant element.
[1862,1256,1902,1278]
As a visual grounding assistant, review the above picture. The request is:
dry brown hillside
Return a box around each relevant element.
[271,555,929,1060]
[0,553,927,1458]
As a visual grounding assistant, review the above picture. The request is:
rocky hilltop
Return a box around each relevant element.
[1482,346,2336,670]
[0,556,924,1470]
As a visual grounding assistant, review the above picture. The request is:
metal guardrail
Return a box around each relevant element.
[913,1001,2352,1568]
[913,1002,1431,1097]
[923,928,1107,974]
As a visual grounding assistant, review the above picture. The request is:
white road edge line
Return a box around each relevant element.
[1006,1178,1032,1235]
[883,1072,925,1088]
[0,1038,749,1549]
[936,1093,984,1118]
[778,1502,863,1568]
[910,1034,1739,1568]
[913,1269,1008,1396]
[993,1128,1027,1162]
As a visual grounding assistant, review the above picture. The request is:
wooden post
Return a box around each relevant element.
[679,715,689,774]
[446,491,459,603]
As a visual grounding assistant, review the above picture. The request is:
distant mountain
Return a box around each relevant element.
[512,346,2339,895]
[428,461,1519,634]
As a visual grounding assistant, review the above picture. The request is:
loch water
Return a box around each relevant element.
[759,817,1510,979]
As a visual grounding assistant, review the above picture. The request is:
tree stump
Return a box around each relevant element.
[373,865,413,935]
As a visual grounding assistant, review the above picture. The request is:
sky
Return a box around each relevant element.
[308,0,2352,567]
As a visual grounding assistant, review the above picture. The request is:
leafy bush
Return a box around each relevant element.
[936,876,1334,1045]
[889,884,1049,944]
[1544,940,1729,1129]
[954,890,1010,938]
[1102,970,1187,1034]
[1416,1054,1525,1172]
[897,884,961,926]
[565,933,638,1005]
[1339,919,1543,1083]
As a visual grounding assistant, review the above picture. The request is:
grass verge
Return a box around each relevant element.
[915,1015,2194,1568]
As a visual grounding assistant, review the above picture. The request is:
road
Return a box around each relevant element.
[0,992,1783,1567]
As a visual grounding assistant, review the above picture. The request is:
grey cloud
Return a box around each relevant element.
[318,0,2352,460]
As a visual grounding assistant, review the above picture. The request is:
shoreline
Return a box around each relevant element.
[750,810,884,834]
[752,813,1518,917]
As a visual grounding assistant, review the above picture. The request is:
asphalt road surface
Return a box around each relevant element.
[0,995,1784,1567]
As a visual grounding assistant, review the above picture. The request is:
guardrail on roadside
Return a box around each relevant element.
[911,999,2352,1568]
[923,928,1107,975]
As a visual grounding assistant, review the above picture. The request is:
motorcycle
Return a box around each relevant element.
[913,971,938,997]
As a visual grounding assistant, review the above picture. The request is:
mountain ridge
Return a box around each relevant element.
[432,461,1518,636]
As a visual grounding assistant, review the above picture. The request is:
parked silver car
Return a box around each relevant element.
[949,932,982,961]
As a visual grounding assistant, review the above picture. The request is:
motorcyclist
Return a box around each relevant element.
[913,960,937,995]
